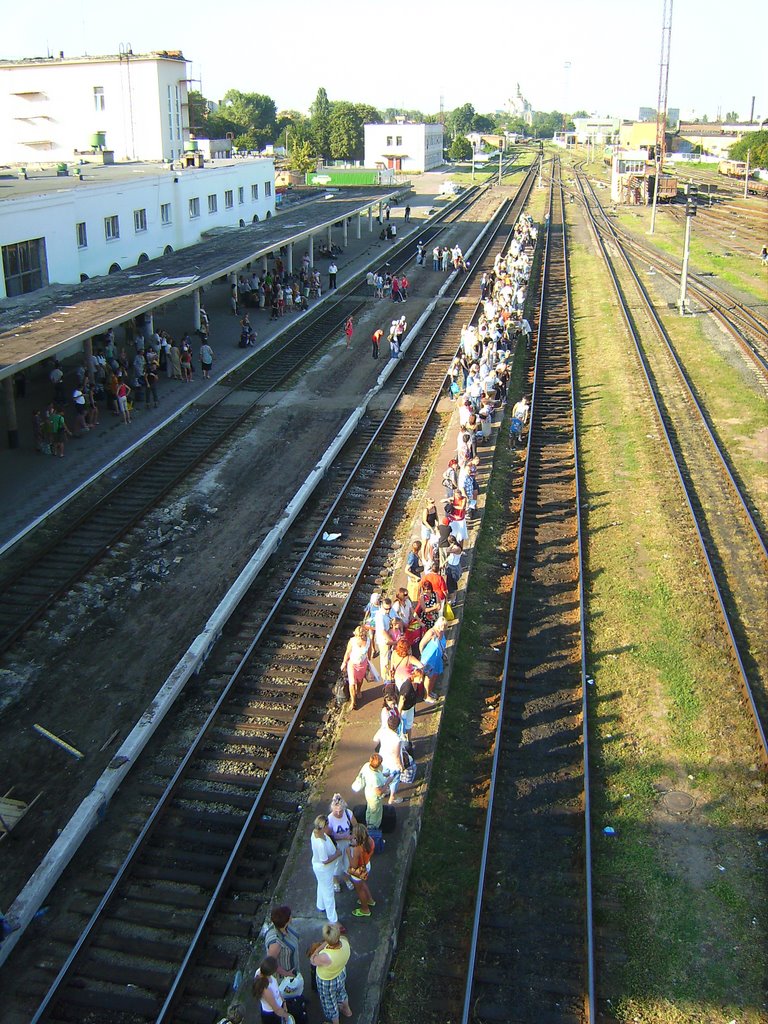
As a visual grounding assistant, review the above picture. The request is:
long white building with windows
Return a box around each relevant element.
[0,160,275,299]
[0,50,192,164]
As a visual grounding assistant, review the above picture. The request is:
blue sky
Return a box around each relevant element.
[3,0,765,122]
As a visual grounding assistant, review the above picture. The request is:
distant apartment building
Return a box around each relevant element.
[0,159,275,299]
[0,50,192,164]
[364,122,444,172]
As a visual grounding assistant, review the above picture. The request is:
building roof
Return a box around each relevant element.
[0,188,399,380]
[0,50,187,68]
[0,159,267,203]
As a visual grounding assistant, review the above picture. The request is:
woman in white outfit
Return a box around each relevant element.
[327,795,357,893]
[311,815,341,923]
[373,715,406,804]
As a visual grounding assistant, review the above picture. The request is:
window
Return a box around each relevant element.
[104,215,120,240]
[386,135,393,146]
[265,182,272,198]
[76,222,87,249]
[161,202,172,225]
[251,183,259,201]
[189,197,200,219]
[238,186,244,205]
[93,86,105,112]
[396,135,403,146]
[208,193,218,214]
[133,208,147,233]
[174,85,181,141]
[2,237,48,297]
[225,189,234,209]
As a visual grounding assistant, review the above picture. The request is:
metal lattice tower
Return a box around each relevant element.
[655,0,673,165]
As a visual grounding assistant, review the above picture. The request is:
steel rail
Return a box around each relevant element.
[0,182,496,656]
[577,170,768,765]
[578,170,768,558]
[461,158,594,1023]
[29,167,539,1024]
[576,170,768,370]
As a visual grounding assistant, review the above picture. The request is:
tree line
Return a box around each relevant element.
[188,86,584,170]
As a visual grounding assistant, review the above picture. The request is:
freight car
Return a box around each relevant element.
[718,159,755,179]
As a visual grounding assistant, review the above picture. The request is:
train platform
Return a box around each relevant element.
[0,175,454,551]
[232,398,504,1024]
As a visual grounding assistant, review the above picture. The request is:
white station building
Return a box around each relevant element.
[0,50,192,164]
[364,122,444,173]
[0,160,275,299]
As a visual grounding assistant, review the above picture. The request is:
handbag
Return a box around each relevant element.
[334,674,349,706]
[400,757,418,786]
[279,972,305,999]
[351,768,365,793]
[444,601,455,622]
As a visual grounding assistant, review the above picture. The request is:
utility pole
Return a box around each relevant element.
[650,0,674,235]
[471,146,475,181]
[498,140,503,185]
[678,197,695,314]
[744,148,751,198]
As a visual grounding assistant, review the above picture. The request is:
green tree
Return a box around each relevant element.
[471,114,496,134]
[531,110,565,138]
[725,110,739,122]
[449,136,473,161]
[288,140,317,174]
[188,90,208,135]
[329,102,360,160]
[446,102,476,139]
[277,110,313,151]
[220,89,277,150]
[729,129,768,168]
[310,87,332,159]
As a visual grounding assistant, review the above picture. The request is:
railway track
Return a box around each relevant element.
[577,169,768,763]
[0,182,499,658]
[575,172,768,375]
[462,160,594,1023]
[18,169,539,1024]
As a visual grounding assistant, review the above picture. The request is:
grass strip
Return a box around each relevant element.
[570,213,767,1024]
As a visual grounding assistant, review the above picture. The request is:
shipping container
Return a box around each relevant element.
[306,168,388,186]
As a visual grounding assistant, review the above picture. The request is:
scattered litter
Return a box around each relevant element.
[322,532,342,542]
[603,826,616,836]
[109,755,129,770]
[173,556,183,564]
[131,581,143,592]
[33,723,84,760]
[688,774,694,780]
[99,729,120,753]
[587,677,594,686]
[492,647,500,653]
[716,864,726,872]
[233,970,243,992]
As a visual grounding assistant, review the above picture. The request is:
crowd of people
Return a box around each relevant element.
[216,211,538,1024]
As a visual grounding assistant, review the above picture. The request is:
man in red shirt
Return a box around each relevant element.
[421,567,448,603]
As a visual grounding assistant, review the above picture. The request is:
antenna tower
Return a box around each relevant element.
[655,0,673,166]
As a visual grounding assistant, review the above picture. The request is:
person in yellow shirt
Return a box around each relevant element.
[309,923,352,1024]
